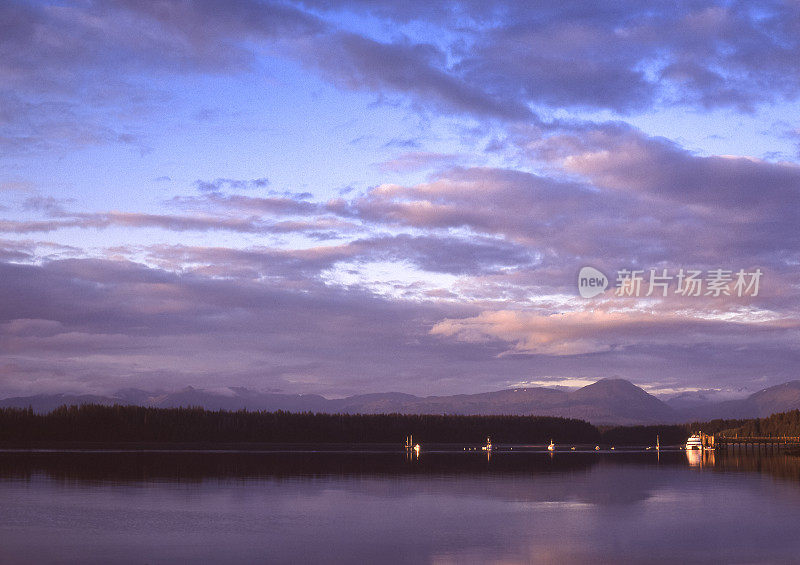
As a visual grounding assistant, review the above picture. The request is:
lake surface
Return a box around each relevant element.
[1,447,800,564]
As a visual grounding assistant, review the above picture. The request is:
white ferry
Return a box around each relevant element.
[685,433,703,450]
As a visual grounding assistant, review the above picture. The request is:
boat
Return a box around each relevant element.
[405,435,421,457]
[547,439,555,451]
[594,445,600,451]
[685,433,703,450]
[482,436,493,451]
[656,435,660,451]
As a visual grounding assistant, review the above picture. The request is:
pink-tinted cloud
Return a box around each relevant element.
[431,308,800,356]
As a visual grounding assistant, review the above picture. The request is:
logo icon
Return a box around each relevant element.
[578,266,608,298]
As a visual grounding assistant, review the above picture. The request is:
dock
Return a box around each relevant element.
[715,434,800,451]
[685,432,800,451]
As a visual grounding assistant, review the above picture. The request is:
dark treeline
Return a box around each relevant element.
[0,404,776,446]
[0,405,600,445]
[724,409,800,437]
[690,418,750,435]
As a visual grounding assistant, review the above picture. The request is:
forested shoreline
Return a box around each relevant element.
[0,404,791,446]
[0,405,599,445]
[724,409,800,437]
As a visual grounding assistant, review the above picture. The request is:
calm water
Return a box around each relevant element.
[1,448,800,564]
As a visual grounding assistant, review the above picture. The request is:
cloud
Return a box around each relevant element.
[0,213,266,234]
[145,232,535,281]
[0,0,323,88]
[0,209,350,236]
[431,308,800,357]
[7,1,800,155]
[0,92,143,153]
[460,19,655,113]
[536,123,800,210]
[4,125,797,300]
[0,239,34,262]
[2,1,800,398]
[0,0,324,152]
[299,31,534,120]
[528,123,800,266]
[201,193,322,215]
[303,1,800,112]
[21,196,72,214]
[0,257,488,396]
[347,166,691,271]
[1,255,798,397]
[194,178,270,193]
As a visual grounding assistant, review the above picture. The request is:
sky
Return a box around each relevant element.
[1,0,799,399]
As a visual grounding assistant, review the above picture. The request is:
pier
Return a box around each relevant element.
[714,434,800,450]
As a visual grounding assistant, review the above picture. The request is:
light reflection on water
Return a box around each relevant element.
[685,448,710,467]
[1,449,800,564]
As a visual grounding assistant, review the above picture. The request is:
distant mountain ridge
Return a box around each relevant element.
[674,381,800,421]
[3,379,800,425]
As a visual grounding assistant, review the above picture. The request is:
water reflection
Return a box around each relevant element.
[680,448,800,482]
[2,448,799,482]
[2,450,800,564]
[0,449,607,483]
[685,448,715,468]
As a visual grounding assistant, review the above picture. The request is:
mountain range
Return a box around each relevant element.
[3,379,800,425]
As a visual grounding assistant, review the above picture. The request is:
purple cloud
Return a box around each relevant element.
[298,31,534,119]
[1,1,799,401]
[1,256,798,398]
[145,232,535,281]
[304,1,800,112]
[6,1,800,155]
[195,178,270,193]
